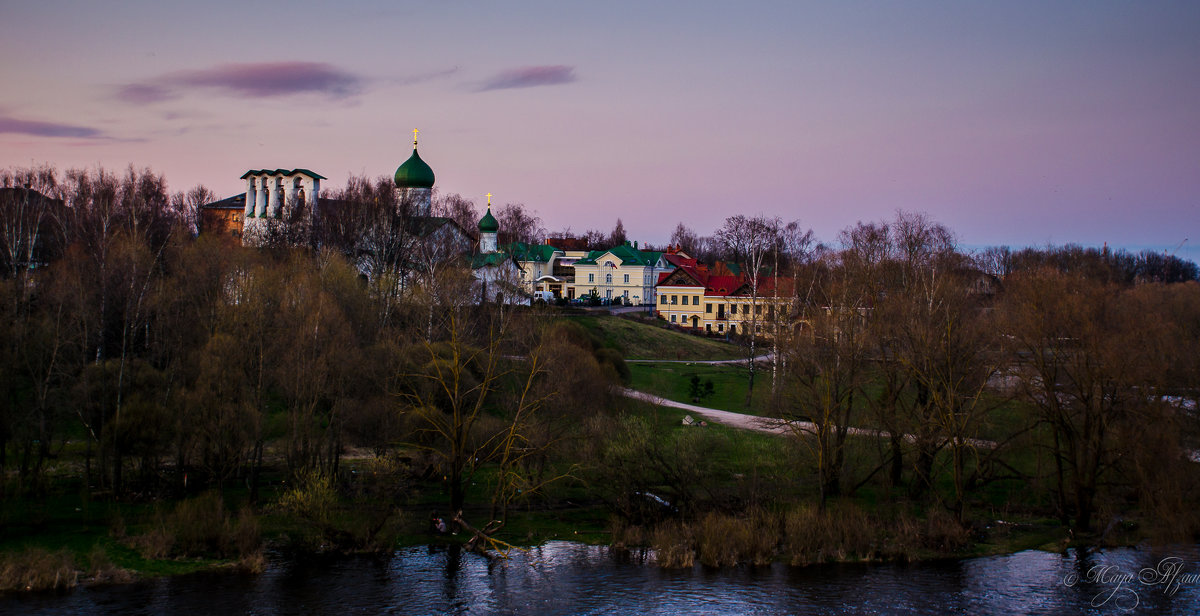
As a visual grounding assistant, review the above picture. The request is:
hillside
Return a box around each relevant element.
[569,315,742,361]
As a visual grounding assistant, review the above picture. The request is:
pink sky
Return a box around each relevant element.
[1,1,1197,255]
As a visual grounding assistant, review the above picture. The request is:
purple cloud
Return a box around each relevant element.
[479,65,576,91]
[115,83,174,104]
[118,62,364,104]
[0,115,103,138]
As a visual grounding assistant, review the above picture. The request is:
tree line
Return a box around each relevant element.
[0,166,621,541]
[4,163,1198,543]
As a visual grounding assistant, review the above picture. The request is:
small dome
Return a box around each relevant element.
[478,207,499,233]
[395,148,435,189]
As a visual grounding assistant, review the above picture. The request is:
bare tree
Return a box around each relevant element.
[433,192,479,236]
[669,222,700,254]
[1002,269,1169,531]
[495,203,544,247]
[714,215,782,401]
[783,249,871,507]
[608,218,627,246]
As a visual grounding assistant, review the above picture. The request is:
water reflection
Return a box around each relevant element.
[3,543,1199,615]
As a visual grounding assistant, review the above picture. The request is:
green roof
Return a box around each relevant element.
[240,168,326,180]
[575,243,658,266]
[471,252,512,269]
[394,148,435,189]
[508,242,559,263]
[478,208,499,233]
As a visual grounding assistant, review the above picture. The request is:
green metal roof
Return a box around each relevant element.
[575,243,657,266]
[239,168,327,180]
[508,242,560,263]
[478,207,499,232]
[394,148,435,189]
[471,252,512,269]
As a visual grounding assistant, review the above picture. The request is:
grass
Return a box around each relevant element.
[628,362,776,414]
[569,315,742,361]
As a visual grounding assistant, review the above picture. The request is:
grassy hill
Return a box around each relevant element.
[569,315,742,361]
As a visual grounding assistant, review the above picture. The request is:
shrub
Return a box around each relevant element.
[278,470,336,527]
[132,492,261,561]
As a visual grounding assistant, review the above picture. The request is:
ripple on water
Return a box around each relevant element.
[3,543,1200,615]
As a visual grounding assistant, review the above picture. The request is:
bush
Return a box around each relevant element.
[132,492,261,561]
[278,470,336,527]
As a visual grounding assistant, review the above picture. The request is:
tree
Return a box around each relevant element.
[495,203,544,247]
[433,192,479,236]
[669,222,700,254]
[714,215,782,401]
[1002,269,1169,532]
[608,218,627,247]
[317,174,416,329]
[783,249,871,506]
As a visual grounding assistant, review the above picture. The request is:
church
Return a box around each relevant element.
[199,133,526,302]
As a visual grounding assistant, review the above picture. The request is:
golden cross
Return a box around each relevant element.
[412,128,419,146]
[486,192,492,206]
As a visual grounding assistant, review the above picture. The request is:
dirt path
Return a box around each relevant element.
[620,387,997,449]
[624,354,774,366]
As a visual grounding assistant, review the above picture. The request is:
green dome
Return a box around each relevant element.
[394,148,435,189]
[478,208,499,233]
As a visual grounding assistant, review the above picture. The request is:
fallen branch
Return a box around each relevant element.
[451,511,526,556]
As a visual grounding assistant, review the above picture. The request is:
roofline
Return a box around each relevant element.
[240,168,327,180]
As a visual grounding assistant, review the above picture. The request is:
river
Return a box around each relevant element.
[4,543,1199,615]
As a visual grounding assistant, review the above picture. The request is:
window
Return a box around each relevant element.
[588,273,594,283]
[705,303,712,314]
[731,304,738,315]
[682,296,688,306]
[671,314,677,323]
[661,295,668,304]
[718,324,724,332]
[606,273,613,284]
[624,274,629,283]
[730,324,737,333]
[706,324,712,333]
[671,295,678,304]
[623,290,629,298]
[756,325,762,333]
[756,305,763,315]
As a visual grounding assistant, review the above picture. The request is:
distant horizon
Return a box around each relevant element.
[2,2,1195,255]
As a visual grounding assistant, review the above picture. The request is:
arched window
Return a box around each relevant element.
[606,273,612,284]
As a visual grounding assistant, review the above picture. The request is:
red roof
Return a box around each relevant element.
[657,262,792,298]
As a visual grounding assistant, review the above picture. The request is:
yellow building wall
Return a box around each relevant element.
[655,285,705,327]
[656,290,792,337]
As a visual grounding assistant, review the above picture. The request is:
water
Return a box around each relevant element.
[5,543,1200,615]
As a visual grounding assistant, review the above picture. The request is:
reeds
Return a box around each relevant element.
[616,502,971,568]
[0,548,78,592]
[131,491,262,561]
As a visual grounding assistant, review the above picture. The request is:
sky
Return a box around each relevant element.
[1,1,1197,256]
